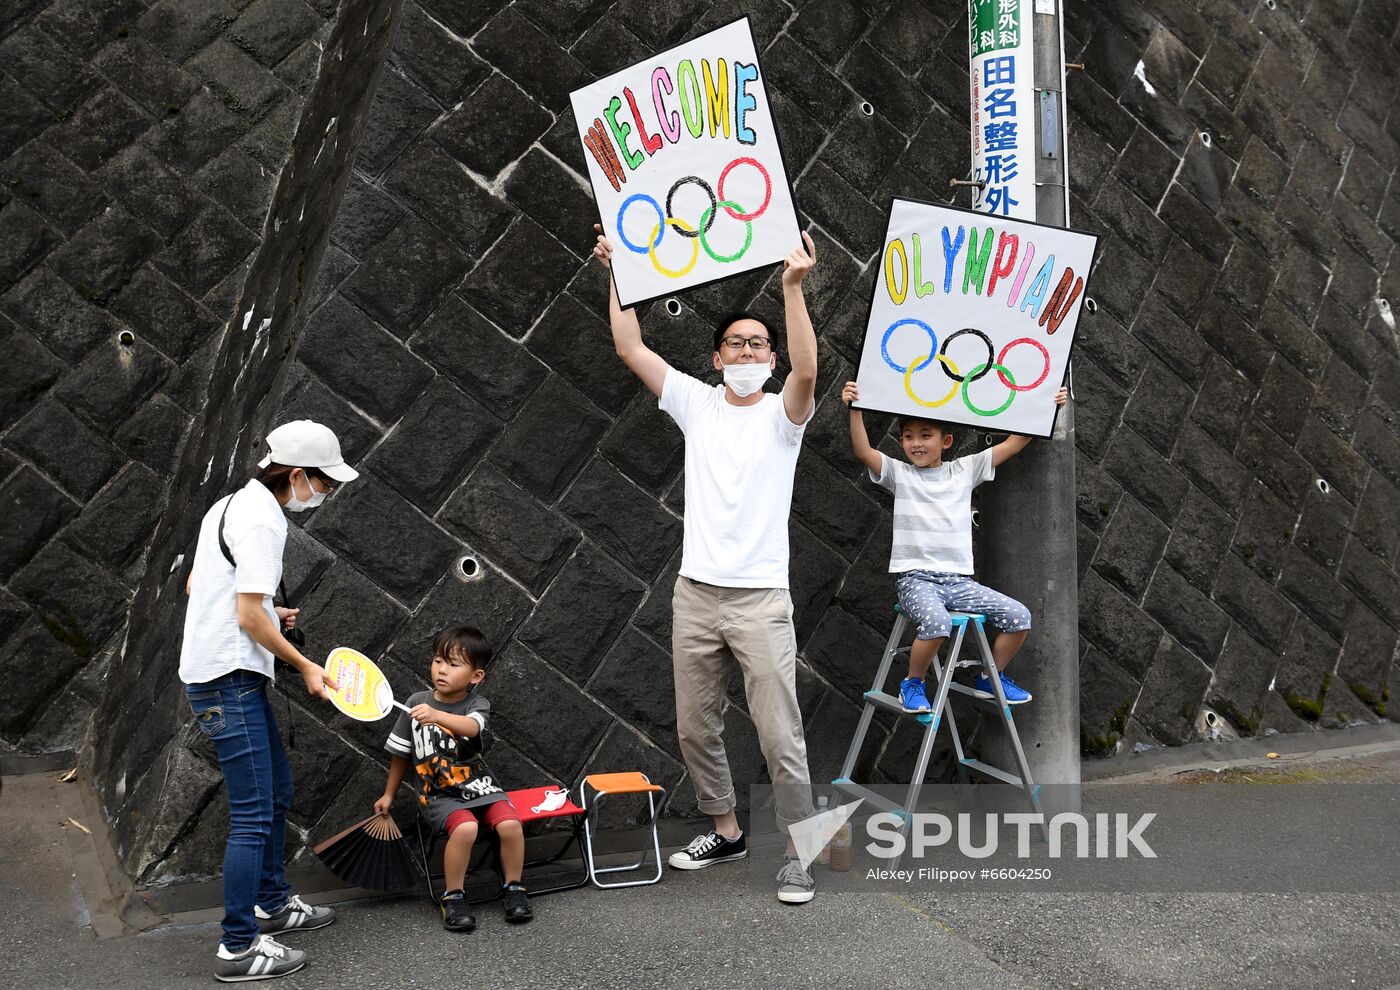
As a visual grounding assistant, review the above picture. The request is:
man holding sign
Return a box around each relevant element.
[593,224,820,905]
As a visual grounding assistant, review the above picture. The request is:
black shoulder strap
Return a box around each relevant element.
[218,490,292,608]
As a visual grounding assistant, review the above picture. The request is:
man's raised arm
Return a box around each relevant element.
[781,231,818,425]
[594,224,668,398]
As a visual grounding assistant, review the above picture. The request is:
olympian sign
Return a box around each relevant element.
[853,198,1098,438]
[569,16,801,308]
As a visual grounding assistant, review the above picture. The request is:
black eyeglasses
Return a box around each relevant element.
[719,335,772,352]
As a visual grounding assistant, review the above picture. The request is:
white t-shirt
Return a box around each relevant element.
[179,479,288,684]
[870,448,996,575]
[658,367,810,589]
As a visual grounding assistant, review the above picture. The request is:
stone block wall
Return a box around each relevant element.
[4,0,1400,883]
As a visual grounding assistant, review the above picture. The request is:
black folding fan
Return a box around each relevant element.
[313,815,425,892]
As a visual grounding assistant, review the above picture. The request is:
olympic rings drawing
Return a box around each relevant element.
[996,337,1050,391]
[881,318,938,374]
[938,328,995,384]
[904,353,962,408]
[961,362,1018,416]
[615,157,774,278]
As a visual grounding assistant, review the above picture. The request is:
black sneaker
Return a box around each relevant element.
[439,889,476,932]
[667,830,748,870]
[501,882,533,923]
[213,935,305,982]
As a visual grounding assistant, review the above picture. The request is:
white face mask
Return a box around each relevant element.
[722,362,771,397]
[284,472,326,512]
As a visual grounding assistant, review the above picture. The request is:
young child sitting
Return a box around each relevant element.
[842,381,1068,712]
[375,625,532,931]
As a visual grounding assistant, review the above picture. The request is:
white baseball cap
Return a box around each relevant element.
[257,420,360,482]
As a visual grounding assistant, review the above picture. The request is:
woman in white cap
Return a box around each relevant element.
[181,420,358,982]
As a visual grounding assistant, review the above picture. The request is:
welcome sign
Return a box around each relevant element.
[854,198,1098,438]
[570,17,801,308]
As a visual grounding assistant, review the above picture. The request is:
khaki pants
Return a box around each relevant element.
[671,576,815,836]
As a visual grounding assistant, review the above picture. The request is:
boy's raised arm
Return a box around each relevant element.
[842,381,884,475]
[594,224,668,398]
[989,386,1069,466]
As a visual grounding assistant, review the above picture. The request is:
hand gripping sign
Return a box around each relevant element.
[853,198,1099,438]
[325,647,410,722]
[570,16,802,308]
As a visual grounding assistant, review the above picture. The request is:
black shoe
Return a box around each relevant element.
[440,889,476,932]
[667,830,748,870]
[501,882,533,923]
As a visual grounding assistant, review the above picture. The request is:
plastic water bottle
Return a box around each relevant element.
[830,815,853,872]
[816,795,831,865]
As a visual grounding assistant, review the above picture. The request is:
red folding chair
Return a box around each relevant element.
[414,784,589,903]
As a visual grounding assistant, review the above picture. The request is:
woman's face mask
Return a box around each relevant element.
[284,470,327,512]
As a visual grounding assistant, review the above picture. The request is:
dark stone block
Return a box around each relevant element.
[1284,140,1343,219]
[2,141,109,238]
[308,472,459,607]
[599,391,684,495]
[792,449,881,562]
[804,604,887,704]
[1236,84,1305,166]
[820,105,909,195]
[50,85,153,173]
[65,463,168,572]
[0,328,64,429]
[1191,356,1255,451]
[143,87,247,174]
[1132,293,1213,389]
[1079,569,1163,679]
[1151,238,1218,328]
[514,0,611,44]
[1233,480,1296,584]
[1067,71,1136,151]
[1296,415,1368,505]
[135,0,229,62]
[1326,241,1380,325]
[229,0,323,67]
[1122,357,1193,456]
[1175,140,1233,215]
[308,243,355,309]
[790,0,870,63]
[1354,472,1400,566]
[1234,139,1289,207]
[1093,178,1171,264]
[502,148,597,262]
[1136,637,1212,744]
[341,215,467,339]
[1253,357,1312,446]
[0,620,87,738]
[1293,484,1354,573]
[0,71,49,160]
[868,0,946,74]
[298,296,434,423]
[113,393,188,476]
[1212,554,1295,654]
[296,561,409,661]
[273,364,381,463]
[47,207,160,306]
[796,162,885,261]
[1274,189,1337,267]
[91,36,200,118]
[1337,601,1396,707]
[477,642,612,779]
[280,523,334,605]
[329,172,405,260]
[1157,184,1232,266]
[1196,295,1273,383]
[789,520,846,649]
[1208,626,1279,730]
[1103,427,1188,526]
[489,376,609,501]
[0,467,79,581]
[3,267,121,364]
[1338,540,1400,631]
[1330,193,1393,272]
[1079,647,1138,750]
[521,544,645,683]
[11,540,129,655]
[1235,420,1315,508]
[1355,408,1400,490]
[356,66,441,178]
[1257,297,1328,382]
[1075,450,1122,534]
[1091,494,1169,600]
[434,72,551,179]
[366,377,502,513]
[524,293,639,417]
[1143,562,1229,664]
[1084,234,1152,325]
[1276,546,1354,641]
[0,202,61,295]
[103,143,201,240]
[1075,312,1148,396]
[1071,358,1126,461]
[1172,422,1249,514]
[407,295,547,418]
[837,40,927,136]
[631,547,681,648]
[5,398,122,501]
[559,457,682,581]
[154,204,259,298]
[1314,300,1377,383]
[459,216,578,338]
[1,22,100,113]
[762,32,853,129]
[1163,485,1234,594]
[471,8,589,111]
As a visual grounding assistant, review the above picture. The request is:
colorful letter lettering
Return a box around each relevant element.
[653,67,681,143]
[624,86,662,156]
[733,61,758,145]
[605,95,642,170]
[941,225,966,293]
[985,232,1018,299]
[702,58,730,139]
[912,234,936,298]
[962,226,994,295]
[885,238,909,305]
[677,59,704,138]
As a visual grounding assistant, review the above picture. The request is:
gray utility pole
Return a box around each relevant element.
[977,0,1080,812]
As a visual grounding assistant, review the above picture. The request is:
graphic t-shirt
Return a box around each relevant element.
[384,689,508,831]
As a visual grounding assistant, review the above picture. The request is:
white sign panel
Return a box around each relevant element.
[853,198,1098,438]
[970,0,1037,219]
[569,17,801,309]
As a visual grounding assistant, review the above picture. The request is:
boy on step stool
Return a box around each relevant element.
[841,381,1067,712]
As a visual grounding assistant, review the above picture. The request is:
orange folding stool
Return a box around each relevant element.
[579,772,666,889]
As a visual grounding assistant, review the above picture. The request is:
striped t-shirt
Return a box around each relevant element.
[869,448,996,574]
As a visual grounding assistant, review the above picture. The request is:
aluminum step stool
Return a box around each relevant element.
[832,603,1043,862]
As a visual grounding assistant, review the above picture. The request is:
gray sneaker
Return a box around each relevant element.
[777,856,815,904]
[214,935,306,982]
[255,893,336,934]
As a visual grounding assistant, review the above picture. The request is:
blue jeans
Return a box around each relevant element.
[186,672,293,951]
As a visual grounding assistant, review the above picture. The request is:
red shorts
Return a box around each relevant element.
[445,800,520,836]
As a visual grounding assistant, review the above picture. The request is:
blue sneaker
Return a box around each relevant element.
[900,677,931,712]
[973,672,1032,704]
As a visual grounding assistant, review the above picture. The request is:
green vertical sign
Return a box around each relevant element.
[970,0,1020,58]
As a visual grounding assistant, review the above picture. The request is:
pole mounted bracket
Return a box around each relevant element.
[948,178,986,189]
